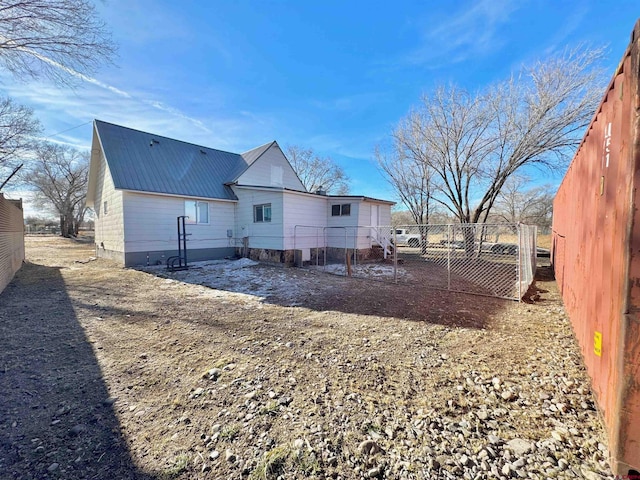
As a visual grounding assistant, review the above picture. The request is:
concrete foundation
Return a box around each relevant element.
[246,247,383,267]
[97,246,236,267]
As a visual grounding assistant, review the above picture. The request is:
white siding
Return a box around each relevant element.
[356,202,371,249]
[378,203,392,226]
[236,144,305,191]
[122,192,235,252]
[357,201,393,249]
[93,151,125,255]
[326,200,360,248]
[282,192,328,250]
[358,202,372,226]
[232,187,284,250]
[327,200,359,228]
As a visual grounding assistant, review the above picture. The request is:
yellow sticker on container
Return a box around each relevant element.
[594,331,602,357]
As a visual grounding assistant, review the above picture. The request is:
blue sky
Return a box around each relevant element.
[3,0,639,217]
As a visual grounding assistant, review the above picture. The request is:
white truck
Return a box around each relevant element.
[391,228,423,247]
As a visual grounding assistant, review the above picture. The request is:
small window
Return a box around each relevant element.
[331,203,351,216]
[254,203,272,223]
[103,201,108,215]
[185,200,209,224]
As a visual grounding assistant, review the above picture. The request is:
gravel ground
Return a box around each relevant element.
[0,235,612,479]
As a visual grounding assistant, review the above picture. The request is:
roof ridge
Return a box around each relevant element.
[241,140,275,156]
[94,119,242,157]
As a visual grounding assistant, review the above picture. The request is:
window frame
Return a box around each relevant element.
[331,203,351,217]
[254,203,272,223]
[184,200,210,225]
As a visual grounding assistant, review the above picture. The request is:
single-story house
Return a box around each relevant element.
[86,120,394,266]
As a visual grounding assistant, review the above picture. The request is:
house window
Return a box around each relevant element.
[254,203,272,223]
[185,200,209,224]
[331,203,351,216]
[103,201,108,215]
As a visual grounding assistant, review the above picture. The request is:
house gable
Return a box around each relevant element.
[235,142,306,191]
[92,120,245,201]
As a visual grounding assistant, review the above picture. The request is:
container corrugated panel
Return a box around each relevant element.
[552,19,640,475]
[0,194,24,294]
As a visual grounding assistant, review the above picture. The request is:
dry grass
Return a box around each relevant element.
[0,235,608,479]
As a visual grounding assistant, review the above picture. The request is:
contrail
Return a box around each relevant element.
[20,45,211,133]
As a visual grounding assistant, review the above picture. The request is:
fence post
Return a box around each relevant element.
[353,227,357,269]
[393,227,398,284]
[447,224,452,290]
[323,228,327,271]
[344,228,348,276]
[517,224,522,300]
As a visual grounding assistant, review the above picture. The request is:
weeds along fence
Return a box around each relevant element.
[293,223,537,301]
[0,194,25,294]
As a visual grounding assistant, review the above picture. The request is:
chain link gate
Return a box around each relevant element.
[388,224,537,300]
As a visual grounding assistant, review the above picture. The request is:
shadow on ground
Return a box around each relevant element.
[140,261,509,330]
[0,262,155,480]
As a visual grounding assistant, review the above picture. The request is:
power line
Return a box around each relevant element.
[44,121,92,140]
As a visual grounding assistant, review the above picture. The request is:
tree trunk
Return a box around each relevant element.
[60,212,75,237]
[463,224,476,258]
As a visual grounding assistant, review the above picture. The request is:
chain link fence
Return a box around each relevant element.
[292,223,537,301]
[291,225,395,279]
[388,224,537,300]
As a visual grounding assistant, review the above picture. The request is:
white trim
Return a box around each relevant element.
[231,185,395,205]
[117,188,238,203]
[234,184,320,198]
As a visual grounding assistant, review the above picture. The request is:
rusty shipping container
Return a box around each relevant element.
[552,19,640,475]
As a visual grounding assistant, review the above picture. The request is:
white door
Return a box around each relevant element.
[370,205,379,245]
[370,205,379,226]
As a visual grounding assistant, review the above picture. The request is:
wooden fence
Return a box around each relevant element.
[0,194,24,294]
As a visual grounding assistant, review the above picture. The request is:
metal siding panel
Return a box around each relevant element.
[552,19,640,474]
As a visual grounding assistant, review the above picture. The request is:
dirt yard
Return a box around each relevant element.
[0,236,611,479]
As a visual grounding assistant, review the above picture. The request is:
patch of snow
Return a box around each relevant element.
[140,258,406,305]
[224,258,259,270]
[139,258,303,303]
[314,263,410,279]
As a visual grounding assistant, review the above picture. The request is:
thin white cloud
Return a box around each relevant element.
[541,5,590,56]
[21,46,211,134]
[0,66,261,152]
[404,0,519,67]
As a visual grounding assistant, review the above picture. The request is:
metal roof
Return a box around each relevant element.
[241,141,275,166]
[327,195,396,205]
[94,120,262,201]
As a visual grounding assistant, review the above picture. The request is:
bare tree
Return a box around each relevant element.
[286,145,350,194]
[0,0,116,84]
[390,209,415,226]
[491,176,554,228]
[387,47,604,227]
[22,143,88,237]
[376,134,438,225]
[0,97,40,183]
